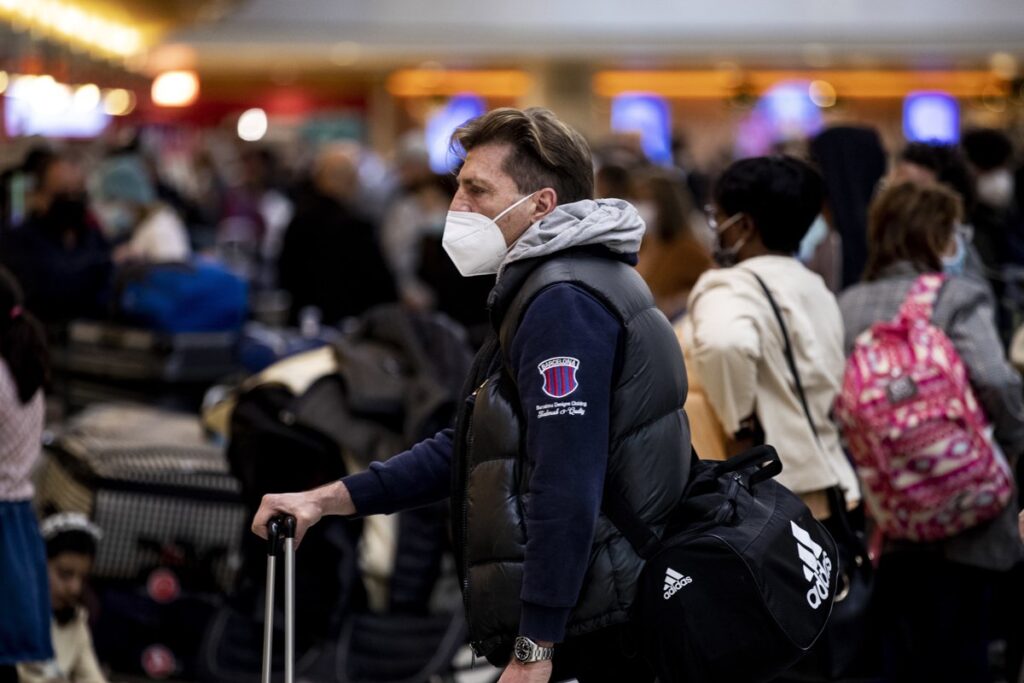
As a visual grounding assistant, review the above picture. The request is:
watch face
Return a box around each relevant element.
[514,638,533,662]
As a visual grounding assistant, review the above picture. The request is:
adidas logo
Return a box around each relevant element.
[791,521,832,610]
[662,567,693,600]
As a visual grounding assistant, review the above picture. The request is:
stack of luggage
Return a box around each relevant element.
[35,403,246,680]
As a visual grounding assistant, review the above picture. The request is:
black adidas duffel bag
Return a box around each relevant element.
[604,445,839,683]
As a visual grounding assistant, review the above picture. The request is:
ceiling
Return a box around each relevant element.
[166,0,1024,73]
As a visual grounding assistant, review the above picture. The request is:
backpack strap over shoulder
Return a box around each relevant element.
[897,273,945,324]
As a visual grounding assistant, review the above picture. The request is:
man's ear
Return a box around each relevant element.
[531,187,558,222]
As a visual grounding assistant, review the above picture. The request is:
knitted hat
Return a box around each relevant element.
[98,155,156,206]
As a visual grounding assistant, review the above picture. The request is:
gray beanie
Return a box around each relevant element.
[99,155,156,205]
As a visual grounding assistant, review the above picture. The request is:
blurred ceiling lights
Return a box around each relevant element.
[0,0,142,57]
[386,69,532,98]
[0,0,241,62]
[593,70,1011,99]
[236,107,267,141]
[808,80,837,108]
[1,70,135,115]
[151,69,198,106]
[102,87,135,115]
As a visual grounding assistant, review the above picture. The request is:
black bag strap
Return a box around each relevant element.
[601,445,784,560]
[601,484,664,560]
[748,271,820,441]
[748,270,862,537]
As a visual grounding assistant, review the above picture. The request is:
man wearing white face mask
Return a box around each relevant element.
[251,107,692,683]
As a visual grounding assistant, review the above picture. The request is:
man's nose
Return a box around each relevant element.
[449,189,472,213]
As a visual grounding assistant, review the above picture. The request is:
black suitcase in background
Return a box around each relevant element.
[50,320,240,411]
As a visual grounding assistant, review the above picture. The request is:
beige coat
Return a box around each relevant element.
[680,256,860,504]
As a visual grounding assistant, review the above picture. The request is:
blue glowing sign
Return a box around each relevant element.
[735,81,823,158]
[426,94,486,173]
[4,78,110,138]
[903,92,959,144]
[611,93,672,165]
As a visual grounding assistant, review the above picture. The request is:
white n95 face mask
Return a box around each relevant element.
[442,193,534,277]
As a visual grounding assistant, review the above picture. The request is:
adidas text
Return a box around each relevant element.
[791,521,832,609]
[662,567,693,600]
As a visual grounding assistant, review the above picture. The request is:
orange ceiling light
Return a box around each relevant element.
[594,70,737,99]
[387,69,533,98]
[594,70,1008,100]
[151,70,199,107]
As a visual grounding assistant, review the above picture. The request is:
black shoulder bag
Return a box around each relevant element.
[604,442,840,683]
[749,271,880,681]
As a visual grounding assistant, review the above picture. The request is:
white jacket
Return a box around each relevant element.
[681,256,860,500]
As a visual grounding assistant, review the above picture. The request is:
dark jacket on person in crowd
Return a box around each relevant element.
[277,186,397,326]
[1,209,112,326]
[342,200,692,658]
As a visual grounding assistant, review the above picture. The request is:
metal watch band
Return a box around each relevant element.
[513,636,555,664]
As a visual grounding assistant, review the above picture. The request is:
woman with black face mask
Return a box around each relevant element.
[679,155,860,519]
[0,157,112,326]
[39,191,90,241]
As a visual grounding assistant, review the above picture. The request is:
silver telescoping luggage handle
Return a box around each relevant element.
[262,515,296,683]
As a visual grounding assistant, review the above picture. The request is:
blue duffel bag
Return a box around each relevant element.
[119,260,248,333]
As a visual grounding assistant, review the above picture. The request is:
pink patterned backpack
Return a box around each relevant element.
[834,274,1013,542]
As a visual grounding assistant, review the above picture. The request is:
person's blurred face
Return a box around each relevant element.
[450,143,537,246]
[314,153,358,204]
[38,159,84,208]
[891,161,937,186]
[48,552,92,614]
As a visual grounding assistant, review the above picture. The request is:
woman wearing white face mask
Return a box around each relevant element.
[680,155,860,518]
[95,156,190,265]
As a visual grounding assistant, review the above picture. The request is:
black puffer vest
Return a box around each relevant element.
[451,249,692,657]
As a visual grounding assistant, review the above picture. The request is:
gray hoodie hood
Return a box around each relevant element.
[498,198,645,279]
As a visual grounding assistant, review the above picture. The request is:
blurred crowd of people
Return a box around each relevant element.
[2,117,1024,682]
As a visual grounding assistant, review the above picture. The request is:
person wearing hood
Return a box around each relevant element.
[252,107,690,683]
[95,155,191,265]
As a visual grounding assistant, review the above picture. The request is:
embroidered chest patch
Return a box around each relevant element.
[538,356,580,398]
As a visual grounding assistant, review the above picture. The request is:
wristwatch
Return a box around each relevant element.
[513,636,554,664]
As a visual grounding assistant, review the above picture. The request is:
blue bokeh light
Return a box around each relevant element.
[611,93,672,165]
[903,91,959,144]
[426,94,486,173]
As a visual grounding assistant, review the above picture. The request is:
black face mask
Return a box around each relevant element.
[44,192,88,231]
